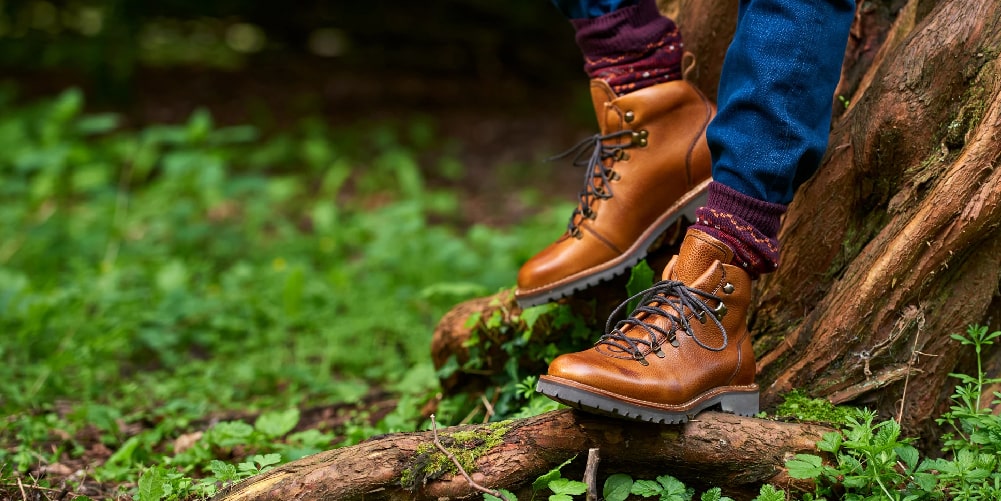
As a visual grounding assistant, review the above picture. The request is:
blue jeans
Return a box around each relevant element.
[553,0,855,205]
[709,0,855,204]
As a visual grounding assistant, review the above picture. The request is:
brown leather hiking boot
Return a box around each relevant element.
[535,228,758,423]
[515,78,714,308]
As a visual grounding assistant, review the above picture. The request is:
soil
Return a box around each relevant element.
[3,393,402,500]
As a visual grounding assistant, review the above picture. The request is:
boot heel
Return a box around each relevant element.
[719,392,759,416]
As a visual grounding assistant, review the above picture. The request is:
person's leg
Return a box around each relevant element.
[694,0,857,276]
[517,0,714,307]
[537,0,855,422]
[566,0,683,95]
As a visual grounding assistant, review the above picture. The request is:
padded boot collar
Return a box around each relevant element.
[668,228,734,284]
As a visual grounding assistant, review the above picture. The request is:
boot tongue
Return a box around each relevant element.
[667,229,735,284]
[600,229,732,353]
[589,80,620,135]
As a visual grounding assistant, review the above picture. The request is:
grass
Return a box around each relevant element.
[0,86,570,499]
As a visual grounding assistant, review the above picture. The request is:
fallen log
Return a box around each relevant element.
[213,409,834,501]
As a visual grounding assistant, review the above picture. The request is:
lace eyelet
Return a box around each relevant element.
[722,282,735,294]
[613,150,631,162]
[714,301,728,319]
[695,311,707,324]
[571,227,583,239]
[631,130,649,147]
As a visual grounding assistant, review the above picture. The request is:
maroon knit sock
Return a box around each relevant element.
[692,182,787,277]
[571,0,683,95]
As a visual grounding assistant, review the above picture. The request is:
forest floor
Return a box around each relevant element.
[1,51,600,501]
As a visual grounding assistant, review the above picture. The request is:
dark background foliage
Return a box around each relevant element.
[0,0,585,114]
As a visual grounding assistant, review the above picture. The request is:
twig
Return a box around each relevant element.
[17,476,26,501]
[480,393,496,423]
[459,402,484,425]
[897,311,927,422]
[429,414,510,501]
[3,481,82,500]
[584,448,600,501]
[487,387,502,423]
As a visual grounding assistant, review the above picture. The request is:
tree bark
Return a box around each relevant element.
[752,0,1001,442]
[213,410,833,501]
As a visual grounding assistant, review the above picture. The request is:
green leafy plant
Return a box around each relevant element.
[630,474,694,501]
[532,456,579,493]
[0,87,566,499]
[603,473,634,501]
[484,488,519,501]
[787,325,1001,501]
[938,325,1001,454]
[752,484,785,501]
[547,478,589,501]
[601,472,787,501]
[786,410,922,500]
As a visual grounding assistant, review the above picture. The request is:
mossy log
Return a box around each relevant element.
[213,410,833,501]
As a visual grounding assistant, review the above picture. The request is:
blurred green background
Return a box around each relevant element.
[0,1,602,499]
[1,0,586,117]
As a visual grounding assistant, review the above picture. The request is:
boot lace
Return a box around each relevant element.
[549,130,636,236]
[598,279,728,365]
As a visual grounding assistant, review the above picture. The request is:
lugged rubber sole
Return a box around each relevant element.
[515,179,710,309]
[536,376,759,424]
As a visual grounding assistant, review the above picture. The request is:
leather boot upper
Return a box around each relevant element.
[517,79,714,298]
[543,229,756,408]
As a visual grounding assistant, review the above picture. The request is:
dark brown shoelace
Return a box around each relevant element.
[549,130,636,236]
[598,279,728,365]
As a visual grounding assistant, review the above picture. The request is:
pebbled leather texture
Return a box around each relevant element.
[538,229,757,416]
[516,79,715,304]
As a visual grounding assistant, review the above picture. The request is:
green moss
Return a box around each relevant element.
[774,390,854,426]
[936,46,998,156]
[943,83,987,152]
[400,421,511,490]
[823,209,890,282]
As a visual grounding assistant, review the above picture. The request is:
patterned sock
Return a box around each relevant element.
[692,182,787,277]
[570,0,684,95]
